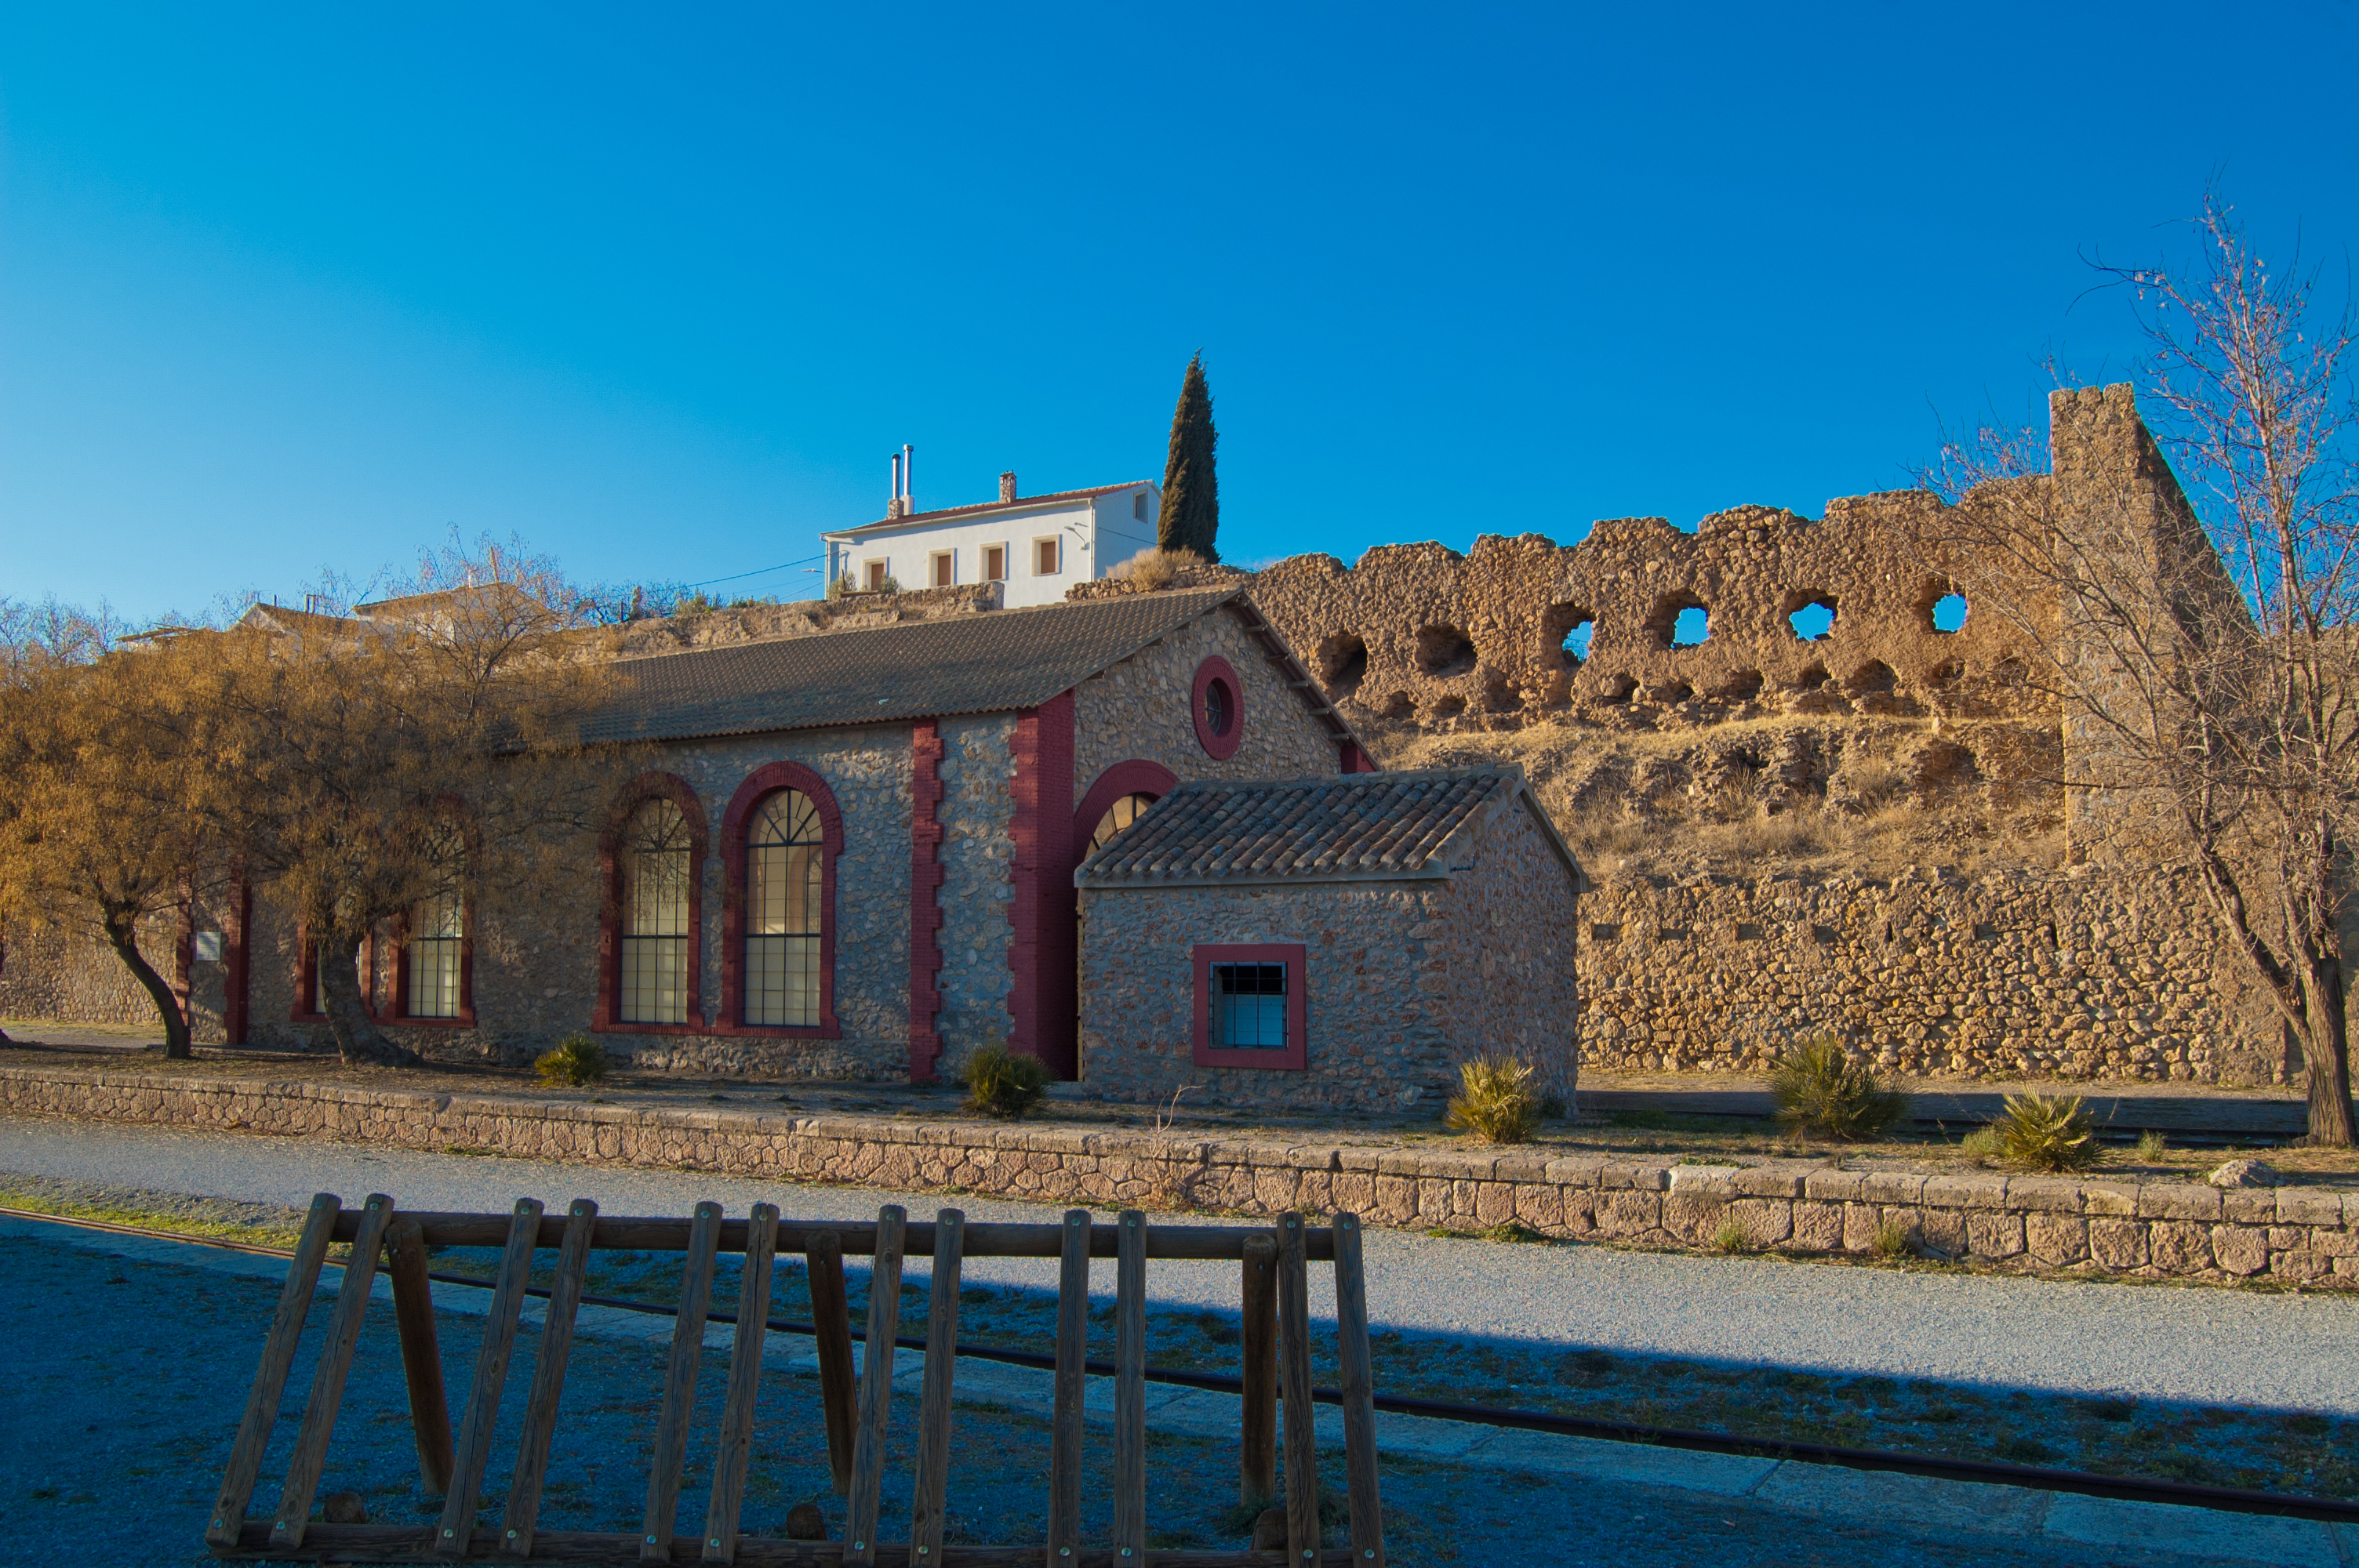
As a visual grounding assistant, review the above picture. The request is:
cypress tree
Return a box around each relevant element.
[1157,353,1219,561]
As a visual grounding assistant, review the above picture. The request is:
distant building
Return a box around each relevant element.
[822,468,1161,609]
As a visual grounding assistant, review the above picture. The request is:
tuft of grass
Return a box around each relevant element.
[1444,1055,1540,1145]
[1110,545,1209,590]
[1870,1215,1914,1259]
[1769,1034,1910,1140]
[2135,1128,2168,1161]
[1707,1215,1751,1254]
[534,1033,609,1087]
[958,1045,1049,1120]
[2085,1398,2138,1423]
[1997,1436,2056,1464]
[1992,1094,2105,1173]
[1478,1220,1550,1244]
[1958,1127,2002,1162]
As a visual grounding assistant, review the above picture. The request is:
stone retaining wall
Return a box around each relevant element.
[2,1064,2347,1286]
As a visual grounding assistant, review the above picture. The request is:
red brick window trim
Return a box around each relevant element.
[594,771,711,1034]
[1192,655,1244,760]
[294,927,378,1023]
[718,761,845,1039]
[1191,942,1307,1072]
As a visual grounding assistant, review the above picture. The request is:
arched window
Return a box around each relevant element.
[621,797,694,1024]
[745,789,824,1028]
[1089,792,1157,852]
[405,823,467,1020]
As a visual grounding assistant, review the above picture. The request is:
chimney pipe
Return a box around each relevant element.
[902,444,914,513]
[889,452,902,516]
[999,471,1018,503]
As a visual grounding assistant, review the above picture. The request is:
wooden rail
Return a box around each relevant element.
[212,1194,1380,1567]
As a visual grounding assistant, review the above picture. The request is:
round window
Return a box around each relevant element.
[1191,655,1245,760]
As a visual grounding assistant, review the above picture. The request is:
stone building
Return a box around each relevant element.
[1074,766,1583,1111]
[5,587,1398,1084]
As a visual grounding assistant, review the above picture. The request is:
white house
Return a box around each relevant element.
[821,470,1162,610]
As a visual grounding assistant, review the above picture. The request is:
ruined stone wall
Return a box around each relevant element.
[1580,866,2292,1087]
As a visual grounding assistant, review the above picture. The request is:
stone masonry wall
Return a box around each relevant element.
[1439,800,1582,1104]
[2,898,234,1043]
[1580,864,2292,1087]
[2,1063,2345,1287]
[1071,602,1342,795]
[935,714,1021,1062]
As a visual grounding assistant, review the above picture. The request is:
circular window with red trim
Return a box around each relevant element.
[1192,655,1244,760]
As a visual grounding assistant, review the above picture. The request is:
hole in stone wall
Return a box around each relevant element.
[1317,633,1368,698]
[1794,662,1833,690]
[1543,602,1594,667]
[1995,656,2028,687]
[1647,591,1708,648]
[1481,670,1522,713]
[1786,593,1837,641]
[1659,927,1691,942]
[1932,593,1969,633]
[1415,624,1478,677]
[1590,923,1622,942]
[1598,674,1637,705]
[1931,659,1965,687]
[1717,670,1764,701]
[1431,695,1467,718]
[1662,681,1696,706]
[1847,659,1898,695]
[1736,923,1764,941]
[1380,691,1416,720]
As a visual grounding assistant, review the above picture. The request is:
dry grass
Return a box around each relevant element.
[1769,1036,1911,1140]
[1992,1094,2106,1173]
[1444,1055,1540,1144]
[533,1033,609,1087]
[1110,546,1209,590]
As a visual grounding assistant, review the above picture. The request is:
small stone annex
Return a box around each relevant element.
[1075,766,1584,1112]
[4,586,1409,1085]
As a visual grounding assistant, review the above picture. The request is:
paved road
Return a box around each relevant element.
[8,1113,2358,1415]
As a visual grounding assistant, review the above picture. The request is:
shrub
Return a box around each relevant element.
[960,1045,1049,1120]
[1110,545,1207,590]
[2135,1128,2168,1161]
[1870,1215,1913,1259]
[535,1033,608,1087]
[1992,1094,2105,1173]
[1444,1056,1539,1145]
[1768,1035,1910,1140]
[1707,1215,1750,1254]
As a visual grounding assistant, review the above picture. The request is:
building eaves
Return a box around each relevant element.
[825,482,1151,538]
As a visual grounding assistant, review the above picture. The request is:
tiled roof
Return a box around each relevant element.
[827,482,1150,537]
[579,586,1245,745]
[1076,766,1581,889]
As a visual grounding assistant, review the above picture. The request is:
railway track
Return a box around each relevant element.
[7,1203,2350,1529]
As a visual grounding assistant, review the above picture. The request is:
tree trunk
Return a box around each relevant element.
[100,909,191,1060]
[2299,948,2357,1148]
[314,929,421,1068]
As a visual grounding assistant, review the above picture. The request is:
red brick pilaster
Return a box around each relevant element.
[1006,690,1077,1078]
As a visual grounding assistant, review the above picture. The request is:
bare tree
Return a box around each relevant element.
[1921,187,2359,1145]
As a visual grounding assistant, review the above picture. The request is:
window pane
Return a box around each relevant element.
[1212,963,1287,1047]
[746,788,824,1023]
[621,935,689,1024]
[746,934,820,1027]
[408,938,461,1018]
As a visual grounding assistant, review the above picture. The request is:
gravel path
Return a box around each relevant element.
[9,1114,2359,1415]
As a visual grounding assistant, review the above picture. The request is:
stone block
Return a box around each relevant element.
[1544,1159,1605,1187]
[2148,1221,2215,1274]
[1661,1192,1727,1243]
[1597,1189,1661,1236]
[1732,1165,1807,1199]
[1856,1171,1927,1205]
[2007,1177,2085,1214]
[1371,1174,1419,1224]
[1514,1183,1564,1232]
[2277,1189,2346,1227]
[2209,1225,2267,1276]
[2270,1250,2327,1282]
[1919,1207,1968,1258]
[2025,1214,2088,1265]
[1920,1173,2005,1209]
[1802,1169,1871,1203]
[1560,1189,1598,1234]
[1840,1203,1881,1253]
[1965,1211,2025,1259]
[1790,1200,1845,1251]
[2138,1185,2222,1222]
[1600,1163,1670,1191]
[1668,1167,1739,1200]
[2222,1189,2276,1225]
[1474,1182,1516,1225]
[1730,1198,1794,1247]
[2313,1229,2359,1258]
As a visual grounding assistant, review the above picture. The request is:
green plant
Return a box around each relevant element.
[1768,1034,1910,1140]
[1992,1094,2106,1173]
[826,573,855,601]
[1958,1127,2002,1162]
[2135,1128,2168,1161]
[1870,1215,1913,1259]
[1444,1055,1539,1145]
[959,1045,1049,1120]
[1707,1215,1750,1254]
[534,1033,608,1087]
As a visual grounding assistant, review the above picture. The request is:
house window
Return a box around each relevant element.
[984,544,1006,582]
[865,560,889,592]
[744,789,823,1028]
[1088,792,1158,852]
[1035,537,1060,575]
[1133,491,1148,521]
[406,850,465,1021]
[1213,963,1288,1047]
[932,550,954,588]
[1191,942,1307,1070]
[621,797,694,1024]
[1190,655,1245,760]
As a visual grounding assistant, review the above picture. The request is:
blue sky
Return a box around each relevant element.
[5,4,2356,623]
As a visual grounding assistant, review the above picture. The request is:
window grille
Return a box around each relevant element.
[1088,792,1158,852]
[1212,963,1288,1049]
[407,873,465,1019]
[622,798,694,1024]
[745,789,823,1027]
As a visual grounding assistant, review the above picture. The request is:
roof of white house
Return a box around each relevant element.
[1074,766,1583,891]
[826,482,1152,538]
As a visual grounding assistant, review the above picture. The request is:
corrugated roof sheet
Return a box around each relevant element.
[580,586,1243,744]
[1076,767,1549,888]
